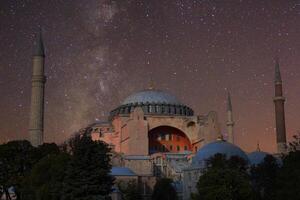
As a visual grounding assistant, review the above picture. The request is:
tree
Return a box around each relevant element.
[250,155,279,200]
[0,140,62,200]
[288,131,300,152]
[32,143,60,162]
[152,178,178,200]
[62,128,114,200]
[118,180,142,200]
[275,133,300,200]
[22,153,71,200]
[193,154,253,200]
[0,140,34,200]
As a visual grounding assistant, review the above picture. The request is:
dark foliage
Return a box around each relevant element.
[193,154,254,200]
[22,153,70,200]
[250,155,279,200]
[118,180,142,200]
[0,140,34,199]
[152,178,178,200]
[275,150,300,200]
[62,129,114,200]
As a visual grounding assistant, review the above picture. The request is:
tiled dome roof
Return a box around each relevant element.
[192,140,249,167]
[122,90,182,105]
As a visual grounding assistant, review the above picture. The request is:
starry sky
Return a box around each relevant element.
[0,0,299,153]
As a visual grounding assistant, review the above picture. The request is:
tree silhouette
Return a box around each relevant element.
[152,178,178,200]
[62,128,114,200]
[193,154,253,200]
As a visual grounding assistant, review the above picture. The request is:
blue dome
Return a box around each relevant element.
[122,90,182,105]
[110,167,136,176]
[192,140,249,166]
[248,151,270,166]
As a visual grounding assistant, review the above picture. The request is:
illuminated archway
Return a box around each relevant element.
[148,126,192,154]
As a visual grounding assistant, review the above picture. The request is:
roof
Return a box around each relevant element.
[192,140,249,167]
[89,120,111,127]
[124,155,151,160]
[122,89,182,105]
[248,151,269,165]
[110,167,136,176]
[172,181,183,193]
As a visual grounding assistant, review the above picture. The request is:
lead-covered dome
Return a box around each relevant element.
[192,140,249,167]
[110,89,194,118]
[248,151,270,166]
[122,90,182,105]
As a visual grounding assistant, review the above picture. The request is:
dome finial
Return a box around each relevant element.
[256,141,261,152]
[148,77,155,90]
[217,134,225,141]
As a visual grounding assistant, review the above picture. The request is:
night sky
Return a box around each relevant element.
[0,0,299,153]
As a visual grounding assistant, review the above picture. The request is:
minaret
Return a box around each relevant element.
[226,92,234,144]
[273,59,287,153]
[28,30,46,147]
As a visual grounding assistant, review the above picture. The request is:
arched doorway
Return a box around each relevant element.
[148,126,192,154]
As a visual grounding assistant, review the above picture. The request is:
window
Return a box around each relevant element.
[161,133,166,141]
[169,134,172,141]
[177,146,180,151]
[184,146,188,151]
[165,134,169,141]
[195,146,198,152]
[162,145,167,152]
[158,135,161,141]
[170,145,173,151]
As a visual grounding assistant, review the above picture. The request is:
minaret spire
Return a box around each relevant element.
[273,59,287,153]
[34,28,45,57]
[227,91,232,111]
[226,92,234,144]
[275,58,282,83]
[29,29,46,147]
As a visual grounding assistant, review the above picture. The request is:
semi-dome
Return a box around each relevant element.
[248,151,270,166]
[122,89,182,105]
[110,89,194,117]
[192,140,249,167]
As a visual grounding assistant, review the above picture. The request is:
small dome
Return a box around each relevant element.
[248,151,270,166]
[192,140,249,166]
[122,89,182,105]
[110,167,136,176]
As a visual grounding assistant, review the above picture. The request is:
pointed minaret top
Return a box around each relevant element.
[33,28,45,57]
[227,92,232,111]
[275,58,282,83]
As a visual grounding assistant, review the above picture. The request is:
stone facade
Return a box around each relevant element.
[91,109,220,156]
[90,90,221,199]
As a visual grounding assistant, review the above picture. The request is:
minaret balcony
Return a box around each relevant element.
[273,96,285,101]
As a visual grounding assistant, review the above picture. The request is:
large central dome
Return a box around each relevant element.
[110,89,194,118]
[122,90,182,105]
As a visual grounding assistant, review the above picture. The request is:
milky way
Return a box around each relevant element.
[0,0,299,153]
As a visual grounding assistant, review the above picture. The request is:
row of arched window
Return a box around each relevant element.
[110,103,194,117]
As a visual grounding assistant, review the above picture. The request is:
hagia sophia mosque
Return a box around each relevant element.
[28,32,288,200]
